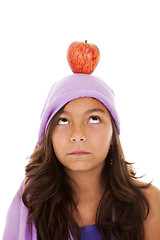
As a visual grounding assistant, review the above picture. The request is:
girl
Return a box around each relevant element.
[3,74,160,240]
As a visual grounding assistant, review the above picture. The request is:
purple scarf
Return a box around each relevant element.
[2,181,37,240]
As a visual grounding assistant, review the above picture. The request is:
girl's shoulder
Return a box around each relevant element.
[143,183,160,200]
[142,183,160,240]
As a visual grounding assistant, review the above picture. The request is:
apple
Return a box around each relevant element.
[67,40,100,74]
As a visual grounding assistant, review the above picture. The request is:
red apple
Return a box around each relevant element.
[67,40,100,74]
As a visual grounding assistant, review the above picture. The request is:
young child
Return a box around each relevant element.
[3,74,160,240]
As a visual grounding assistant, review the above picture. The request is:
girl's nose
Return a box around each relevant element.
[70,135,87,143]
[70,126,87,143]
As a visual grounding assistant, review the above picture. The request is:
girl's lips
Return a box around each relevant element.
[68,151,90,155]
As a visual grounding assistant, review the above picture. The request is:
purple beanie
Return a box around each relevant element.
[37,74,120,146]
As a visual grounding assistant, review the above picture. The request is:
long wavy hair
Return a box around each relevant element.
[22,105,151,240]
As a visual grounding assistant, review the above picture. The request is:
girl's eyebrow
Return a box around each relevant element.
[60,108,105,115]
[85,108,105,114]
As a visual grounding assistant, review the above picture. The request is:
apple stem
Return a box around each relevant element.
[85,40,87,43]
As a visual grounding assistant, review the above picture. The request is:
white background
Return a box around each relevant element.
[0,0,160,237]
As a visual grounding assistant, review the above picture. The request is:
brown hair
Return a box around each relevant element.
[22,107,150,240]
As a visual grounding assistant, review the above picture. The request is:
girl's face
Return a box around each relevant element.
[51,97,113,173]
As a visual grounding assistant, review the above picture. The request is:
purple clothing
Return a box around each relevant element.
[81,225,102,240]
[3,182,115,240]
[37,225,102,240]
[2,181,37,240]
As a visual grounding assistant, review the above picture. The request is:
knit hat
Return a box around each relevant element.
[37,73,120,146]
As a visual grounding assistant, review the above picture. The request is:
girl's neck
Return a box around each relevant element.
[68,169,105,227]
[65,166,105,201]
[65,167,105,227]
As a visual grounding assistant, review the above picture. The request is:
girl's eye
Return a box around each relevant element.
[57,118,69,125]
[89,116,101,124]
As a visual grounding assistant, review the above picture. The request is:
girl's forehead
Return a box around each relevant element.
[63,97,110,115]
